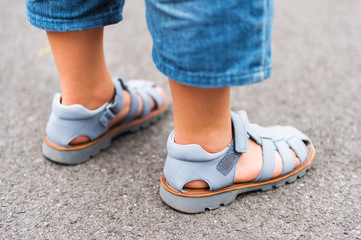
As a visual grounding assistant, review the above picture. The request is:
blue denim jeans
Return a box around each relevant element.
[26,0,273,88]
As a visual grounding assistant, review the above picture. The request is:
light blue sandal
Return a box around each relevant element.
[160,110,315,213]
[43,78,168,165]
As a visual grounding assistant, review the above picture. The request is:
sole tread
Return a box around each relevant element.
[160,163,314,214]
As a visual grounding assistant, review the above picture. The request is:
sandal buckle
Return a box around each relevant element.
[99,103,116,128]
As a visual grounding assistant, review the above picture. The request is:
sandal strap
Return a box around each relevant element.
[274,140,295,175]
[144,86,164,108]
[230,112,248,153]
[216,141,241,176]
[287,136,309,164]
[254,137,276,181]
[119,85,140,125]
[99,79,124,127]
[236,110,311,181]
[137,89,152,118]
[120,79,164,124]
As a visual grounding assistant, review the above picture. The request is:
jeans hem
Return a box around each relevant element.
[152,52,272,88]
[26,9,123,32]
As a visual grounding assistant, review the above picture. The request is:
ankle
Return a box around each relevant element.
[174,125,232,153]
[61,81,114,110]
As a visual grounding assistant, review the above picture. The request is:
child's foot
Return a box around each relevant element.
[161,111,315,213]
[184,139,301,188]
[43,78,169,164]
[69,85,166,145]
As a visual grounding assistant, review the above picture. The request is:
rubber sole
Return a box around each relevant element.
[160,144,315,214]
[42,103,168,165]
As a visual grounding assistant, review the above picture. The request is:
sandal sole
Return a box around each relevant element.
[160,144,315,213]
[42,102,168,165]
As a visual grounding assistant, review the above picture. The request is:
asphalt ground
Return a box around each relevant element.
[0,0,360,239]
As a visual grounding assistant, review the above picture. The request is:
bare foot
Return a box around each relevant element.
[184,139,301,188]
[69,86,166,145]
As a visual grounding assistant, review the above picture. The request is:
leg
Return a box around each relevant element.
[27,0,169,164]
[169,79,232,153]
[46,27,114,110]
[47,27,165,145]
[146,0,314,213]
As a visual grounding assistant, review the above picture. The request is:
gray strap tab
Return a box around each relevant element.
[237,110,262,144]
[99,107,116,128]
[216,141,241,176]
[231,112,248,153]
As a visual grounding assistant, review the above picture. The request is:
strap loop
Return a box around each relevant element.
[99,103,116,128]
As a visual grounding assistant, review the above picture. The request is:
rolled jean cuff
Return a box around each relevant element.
[25,0,125,32]
[153,52,272,88]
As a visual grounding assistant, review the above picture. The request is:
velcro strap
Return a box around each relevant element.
[216,140,241,176]
[231,112,248,153]
[237,110,262,144]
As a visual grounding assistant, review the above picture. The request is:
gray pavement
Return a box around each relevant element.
[0,0,360,239]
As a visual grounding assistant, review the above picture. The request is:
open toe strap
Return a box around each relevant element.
[120,79,164,124]
[235,110,311,178]
[164,110,312,192]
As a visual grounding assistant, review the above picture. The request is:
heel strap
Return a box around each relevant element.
[45,78,125,147]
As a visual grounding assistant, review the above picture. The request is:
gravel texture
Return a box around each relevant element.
[0,0,360,239]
